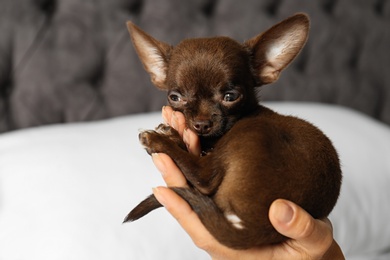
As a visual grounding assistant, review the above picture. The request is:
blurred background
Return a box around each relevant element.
[0,0,389,132]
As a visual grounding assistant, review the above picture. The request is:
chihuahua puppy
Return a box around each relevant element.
[124,14,342,249]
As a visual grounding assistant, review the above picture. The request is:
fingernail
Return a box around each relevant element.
[274,201,294,224]
[153,187,166,206]
[152,153,166,177]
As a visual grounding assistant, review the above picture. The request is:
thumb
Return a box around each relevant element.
[269,199,334,257]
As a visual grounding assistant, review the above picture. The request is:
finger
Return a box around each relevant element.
[163,107,201,156]
[183,128,202,156]
[153,186,218,249]
[162,106,187,136]
[171,111,186,136]
[269,199,334,257]
[162,106,172,125]
[152,153,188,187]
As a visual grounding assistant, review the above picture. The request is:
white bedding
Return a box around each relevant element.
[1,102,389,260]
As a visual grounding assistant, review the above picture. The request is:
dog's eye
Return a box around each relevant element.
[169,93,181,102]
[223,91,240,102]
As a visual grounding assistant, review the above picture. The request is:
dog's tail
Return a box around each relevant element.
[124,187,284,248]
[123,193,162,223]
[122,188,217,223]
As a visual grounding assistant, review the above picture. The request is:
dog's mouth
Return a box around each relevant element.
[186,110,241,138]
[189,118,229,138]
[188,116,238,152]
[191,126,220,138]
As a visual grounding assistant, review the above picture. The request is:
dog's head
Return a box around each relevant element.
[127,14,309,137]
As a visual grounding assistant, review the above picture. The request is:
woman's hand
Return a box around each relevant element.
[151,106,344,260]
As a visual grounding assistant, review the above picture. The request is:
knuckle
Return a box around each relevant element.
[300,218,316,239]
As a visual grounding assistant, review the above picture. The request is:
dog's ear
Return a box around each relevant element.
[245,14,309,85]
[127,22,172,89]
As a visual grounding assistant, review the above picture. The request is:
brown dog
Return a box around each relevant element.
[124,14,342,249]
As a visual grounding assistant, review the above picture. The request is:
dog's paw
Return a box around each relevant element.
[139,126,187,155]
[155,123,174,134]
[139,130,165,155]
[155,124,187,150]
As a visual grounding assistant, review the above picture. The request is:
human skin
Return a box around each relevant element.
[150,106,345,260]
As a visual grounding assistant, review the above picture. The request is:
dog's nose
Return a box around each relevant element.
[193,120,212,135]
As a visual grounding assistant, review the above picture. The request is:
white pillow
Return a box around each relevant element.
[0,113,208,260]
[0,102,389,259]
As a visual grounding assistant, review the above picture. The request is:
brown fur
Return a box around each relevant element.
[123,14,342,249]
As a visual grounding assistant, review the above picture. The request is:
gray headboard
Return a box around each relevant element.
[1,0,389,132]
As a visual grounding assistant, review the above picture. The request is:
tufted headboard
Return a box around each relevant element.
[0,0,389,132]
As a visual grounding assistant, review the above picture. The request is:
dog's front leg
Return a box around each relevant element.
[139,127,201,172]
[139,129,220,195]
